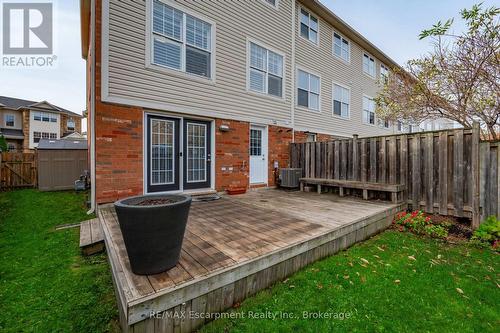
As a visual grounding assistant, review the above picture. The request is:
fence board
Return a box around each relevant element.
[0,152,37,190]
[289,125,496,227]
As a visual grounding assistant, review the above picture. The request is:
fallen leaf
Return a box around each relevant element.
[360,276,366,283]
[348,262,354,267]
[394,280,401,284]
[317,284,323,289]
[289,285,295,289]
[360,258,370,265]
[456,288,464,294]
[437,254,442,259]
[344,275,350,279]
[408,256,416,261]
[283,278,289,284]
[373,255,380,259]
[377,246,385,252]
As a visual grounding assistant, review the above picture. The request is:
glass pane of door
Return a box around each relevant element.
[150,119,175,185]
[186,123,207,183]
[250,129,262,156]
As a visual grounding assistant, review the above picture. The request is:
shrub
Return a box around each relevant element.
[394,211,449,239]
[470,216,500,251]
[0,135,7,152]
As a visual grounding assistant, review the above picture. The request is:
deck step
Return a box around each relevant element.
[79,218,105,256]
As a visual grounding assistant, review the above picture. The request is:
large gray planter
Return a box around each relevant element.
[114,194,192,275]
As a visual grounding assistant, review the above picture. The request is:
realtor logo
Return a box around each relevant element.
[2,2,53,54]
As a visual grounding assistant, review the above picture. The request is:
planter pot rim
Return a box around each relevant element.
[114,194,191,209]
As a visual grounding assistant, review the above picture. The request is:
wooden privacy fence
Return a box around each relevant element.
[290,124,499,228]
[0,152,37,190]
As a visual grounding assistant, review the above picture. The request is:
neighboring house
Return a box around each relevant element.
[0,96,83,152]
[80,0,405,204]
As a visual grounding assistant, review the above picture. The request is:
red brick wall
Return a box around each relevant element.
[268,125,293,185]
[214,119,249,191]
[94,103,143,203]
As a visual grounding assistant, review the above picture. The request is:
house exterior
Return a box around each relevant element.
[0,96,83,152]
[80,0,405,205]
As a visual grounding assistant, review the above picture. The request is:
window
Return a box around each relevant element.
[297,69,320,110]
[152,0,212,78]
[7,143,15,151]
[378,118,390,129]
[300,8,318,44]
[306,133,317,142]
[380,64,389,82]
[33,132,41,143]
[33,131,57,143]
[333,84,349,118]
[333,32,349,62]
[363,96,375,125]
[249,42,283,97]
[5,114,14,127]
[397,120,402,132]
[363,53,375,77]
[67,119,75,131]
[33,112,57,123]
[264,0,277,6]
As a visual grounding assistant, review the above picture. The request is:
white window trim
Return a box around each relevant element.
[145,0,217,84]
[246,37,286,102]
[332,30,350,64]
[298,6,319,47]
[362,52,376,79]
[261,0,279,10]
[362,94,377,126]
[296,65,321,112]
[4,114,15,127]
[331,81,351,120]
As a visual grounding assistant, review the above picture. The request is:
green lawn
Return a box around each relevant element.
[201,231,499,333]
[1,190,498,332]
[0,189,117,333]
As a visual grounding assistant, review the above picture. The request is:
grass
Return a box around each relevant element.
[1,190,498,332]
[0,189,117,332]
[201,230,500,333]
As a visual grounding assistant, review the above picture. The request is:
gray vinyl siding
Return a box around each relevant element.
[294,2,397,137]
[105,0,293,126]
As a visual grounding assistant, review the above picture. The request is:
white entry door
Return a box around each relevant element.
[249,125,267,184]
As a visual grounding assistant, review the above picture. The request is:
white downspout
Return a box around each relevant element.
[291,0,296,143]
[87,0,96,215]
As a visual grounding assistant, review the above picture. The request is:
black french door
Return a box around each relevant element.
[146,115,211,192]
[183,119,211,190]
[146,115,180,193]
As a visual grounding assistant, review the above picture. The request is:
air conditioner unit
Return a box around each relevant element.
[280,168,302,188]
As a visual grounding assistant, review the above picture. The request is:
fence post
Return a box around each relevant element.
[352,134,359,181]
[471,122,480,228]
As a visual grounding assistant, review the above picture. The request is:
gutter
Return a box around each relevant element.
[87,0,96,215]
[291,0,296,143]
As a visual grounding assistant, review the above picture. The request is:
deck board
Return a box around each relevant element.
[99,189,404,328]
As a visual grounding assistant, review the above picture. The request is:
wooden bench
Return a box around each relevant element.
[300,178,405,203]
[79,218,105,256]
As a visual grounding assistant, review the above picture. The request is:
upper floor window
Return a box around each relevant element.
[67,119,75,131]
[152,0,212,78]
[363,53,375,77]
[397,120,403,132]
[380,64,389,82]
[249,41,283,98]
[297,69,320,111]
[263,0,277,7]
[333,32,349,62]
[5,114,14,127]
[333,84,349,118]
[300,9,318,44]
[363,96,375,125]
[378,119,390,129]
[33,111,57,123]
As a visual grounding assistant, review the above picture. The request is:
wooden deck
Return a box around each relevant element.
[99,189,405,333]
[79,218,104,256]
